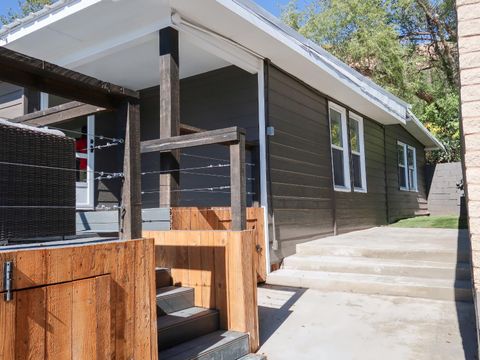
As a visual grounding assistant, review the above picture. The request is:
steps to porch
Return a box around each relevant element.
[155,268,265,360]
[267,227,473,302]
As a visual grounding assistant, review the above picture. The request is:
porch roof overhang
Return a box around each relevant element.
[0,0,443,150]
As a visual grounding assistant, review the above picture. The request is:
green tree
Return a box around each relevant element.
[282,0,459,163]
[1,0,52,25]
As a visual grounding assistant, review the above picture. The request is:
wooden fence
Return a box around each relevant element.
[170,207,267,282]
[144,230,260,353]
[0,238,157,360]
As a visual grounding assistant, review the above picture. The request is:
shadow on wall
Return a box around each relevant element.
[455,222,479,359]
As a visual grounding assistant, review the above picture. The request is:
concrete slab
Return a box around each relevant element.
[258,285,477,360]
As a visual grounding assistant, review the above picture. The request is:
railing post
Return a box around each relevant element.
[230,130,246,231]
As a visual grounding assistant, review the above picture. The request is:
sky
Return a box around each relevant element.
[0,0,293,20]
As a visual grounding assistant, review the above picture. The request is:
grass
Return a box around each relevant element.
[390,215,468,229]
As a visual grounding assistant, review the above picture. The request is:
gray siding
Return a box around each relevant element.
[267,65,335,260]
[385,124,428,221]
[140,66,259,208]
[335,117,388,234]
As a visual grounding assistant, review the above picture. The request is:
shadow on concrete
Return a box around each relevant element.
[456,216,479,360]
[258,284,307,346]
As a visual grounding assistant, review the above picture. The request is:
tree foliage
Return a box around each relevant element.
[1,0,52,25]
[282,0,459,163]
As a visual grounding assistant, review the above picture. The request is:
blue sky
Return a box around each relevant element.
[1,0,292,20]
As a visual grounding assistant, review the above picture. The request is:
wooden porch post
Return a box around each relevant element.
[159,27,180,207]
[120,100,142,240]
[230,131,247,230]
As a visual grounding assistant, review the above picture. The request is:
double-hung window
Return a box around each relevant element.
[397,141,417,191]
[329,102,350,191]
[349,113,367,192]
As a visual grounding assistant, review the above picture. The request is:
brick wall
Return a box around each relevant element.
[457,0,480,348]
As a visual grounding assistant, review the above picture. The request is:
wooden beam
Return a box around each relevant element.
[120,100,142,240]
[0,47,139,108]
[159,27,180,208]
[141,126,244,154]
[12,101,108,127]
[230,132,247,231]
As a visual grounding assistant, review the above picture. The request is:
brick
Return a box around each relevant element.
[458,18,480,37]
[468,185,480,201]
[457,0,480,6]
[461,85,480,102]
[457,3,480,21]
[459,36,480,54]
[461,116,480,134]
[460,51,480,69]
[469,217,480,234]
[464,133,480,151]
[462,101,480,117]
[465,167,480,184]
[461,68,480,86]
[465,150,480,164]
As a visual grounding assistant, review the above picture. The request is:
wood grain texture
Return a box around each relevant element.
[144,229,260,352]
[170,207,267,282]
[0,238,157,360]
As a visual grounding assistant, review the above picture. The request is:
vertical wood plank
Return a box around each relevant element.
[214,232,229,329]
[134,240,151,360]
[95,275,111,360]
[188,232,202,306]
[72,277,97,359]
[230,133,247,231]
[16,287,46,360]
[46,282,72,360]
[0,295,16,360]
[201,231,216,308]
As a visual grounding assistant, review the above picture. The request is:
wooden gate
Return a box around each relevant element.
[0,238,158,360]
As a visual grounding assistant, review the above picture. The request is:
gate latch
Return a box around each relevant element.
[3,261,13,302]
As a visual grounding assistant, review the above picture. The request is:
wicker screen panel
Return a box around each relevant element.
[0,121,76,241]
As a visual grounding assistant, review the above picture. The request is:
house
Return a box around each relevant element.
[0,0,442,269]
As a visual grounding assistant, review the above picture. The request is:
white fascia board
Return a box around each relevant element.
[215,0,408,125]
[0,0,101,46]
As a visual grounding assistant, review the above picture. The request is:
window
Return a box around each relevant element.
[329,102,350,191]
[349,113,367,192]
[397,141,417,191]
[41,93,95,209]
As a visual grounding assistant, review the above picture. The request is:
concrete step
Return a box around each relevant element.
[159,330,250,360]
[296,243,470,263]
[282,255,472,280]
[238,354,267,360]
[267,269,473,302]
[157,286,195,315]
[156,267,172,289]
[158,307,219,351]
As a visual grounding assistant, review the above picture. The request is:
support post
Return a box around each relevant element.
[120,100,142,240]
[230,132,247,231]
[159,27,180,207]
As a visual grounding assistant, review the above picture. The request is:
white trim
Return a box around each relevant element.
[40,92,49,110]
[349,113,367,193]
[257,62,271,275]
[407,145,418,192]
[397,141,418,192]
[328,102,350,192]
[76,115,95,210]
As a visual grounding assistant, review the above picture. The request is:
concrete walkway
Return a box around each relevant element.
[258,286,477,360]
[259,227,477,359]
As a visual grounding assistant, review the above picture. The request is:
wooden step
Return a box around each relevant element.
[156,267,172,289]
[159,330,250,360]
[157,286,195,315]
[158,307,219,350]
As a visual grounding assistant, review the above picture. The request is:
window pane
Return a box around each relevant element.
[352,154,362,188]
[330,109,343,147]
[397,144,405,166]
[349,118,360,153]
[407,147,415,168]
[408,168,415,189]
[399,166,407,188]
[332,148,345,187]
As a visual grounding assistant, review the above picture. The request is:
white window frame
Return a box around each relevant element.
[328,102,351,192]
[397,141,418,192]
[349,112,367,193]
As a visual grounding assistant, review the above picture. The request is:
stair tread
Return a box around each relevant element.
[238,354,267,360]
[268,269,472,289]
[159,330,249,360]
[157,286,194,297]
[158,307,218,331]
[284,254,471,269]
